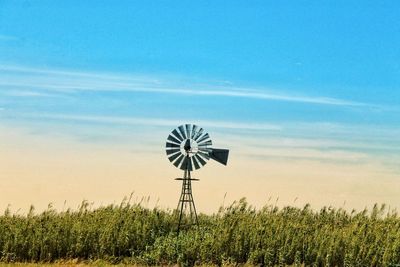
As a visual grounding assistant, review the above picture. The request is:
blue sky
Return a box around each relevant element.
[0,1,400,211]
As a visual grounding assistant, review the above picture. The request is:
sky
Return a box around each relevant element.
[0,1,400,213]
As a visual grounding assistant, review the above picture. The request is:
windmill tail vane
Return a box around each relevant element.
[165,124,229,232]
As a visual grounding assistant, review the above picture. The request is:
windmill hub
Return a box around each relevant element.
[165,124,229,232]
[184,139,191,151]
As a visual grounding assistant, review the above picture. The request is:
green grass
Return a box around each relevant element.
[0,197,399,266]
[0,260,141,267]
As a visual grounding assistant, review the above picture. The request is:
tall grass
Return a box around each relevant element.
[0,198,399,266]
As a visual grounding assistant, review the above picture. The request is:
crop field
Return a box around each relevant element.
[0,198,399,266]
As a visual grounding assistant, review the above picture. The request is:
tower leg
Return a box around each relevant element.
[176,169,199,233]
[187,170,199,226]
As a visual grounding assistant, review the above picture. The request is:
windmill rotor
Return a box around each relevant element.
[166,124,229,171]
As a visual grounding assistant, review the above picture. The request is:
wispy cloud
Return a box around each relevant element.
[177,89,366,106]
[16,113,282,131]
[245,149,369,165]
[7,110,400,154]
[3,90,63,98]
[2,107,399,175]
[4,111,400,175]
[0,64,370,107]
[7,111,400,151]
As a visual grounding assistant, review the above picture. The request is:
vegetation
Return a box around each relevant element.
[0,197,400,266]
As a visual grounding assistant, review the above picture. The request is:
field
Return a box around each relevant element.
[0,198,399,266]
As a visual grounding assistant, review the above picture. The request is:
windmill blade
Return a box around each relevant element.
[188,158,193,171]
[193,128,204,141]
[166,142,180,149]
[167,134,181,144]
[166,148,180,155]
[185,124,191,139]
[168,151,181,162]
[178,125,187,139]
[209,148,229,165]
[191,125,198,139]
[172,129,184,141]
[173,154,185,168]
[180,156,190,170]
[198,140,212,147]
[197,151,210,160]
[194,154,207,166]
[199,147,212,153]
[197,133,210,144]
[192,155,201,169]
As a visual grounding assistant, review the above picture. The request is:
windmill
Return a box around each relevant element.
[165,124,229,232]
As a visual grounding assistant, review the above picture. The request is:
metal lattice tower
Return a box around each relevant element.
[175,165,199,230]
[165,124,229,233]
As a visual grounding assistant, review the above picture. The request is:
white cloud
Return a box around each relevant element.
[4,90,63,98]
[4,111,399,175]
[0,64,371,107]
[11,112,400,153]
[18,113,282,131]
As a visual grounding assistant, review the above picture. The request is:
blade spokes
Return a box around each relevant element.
[192,155,201,169]
[166,142,180,149]
[185,124,191,140]
[173,154,184,168]
[172,129,184,141]
[167,134,181,145]
[197,133,210,144]
[168,151,181,162]
[178,125,187,139]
